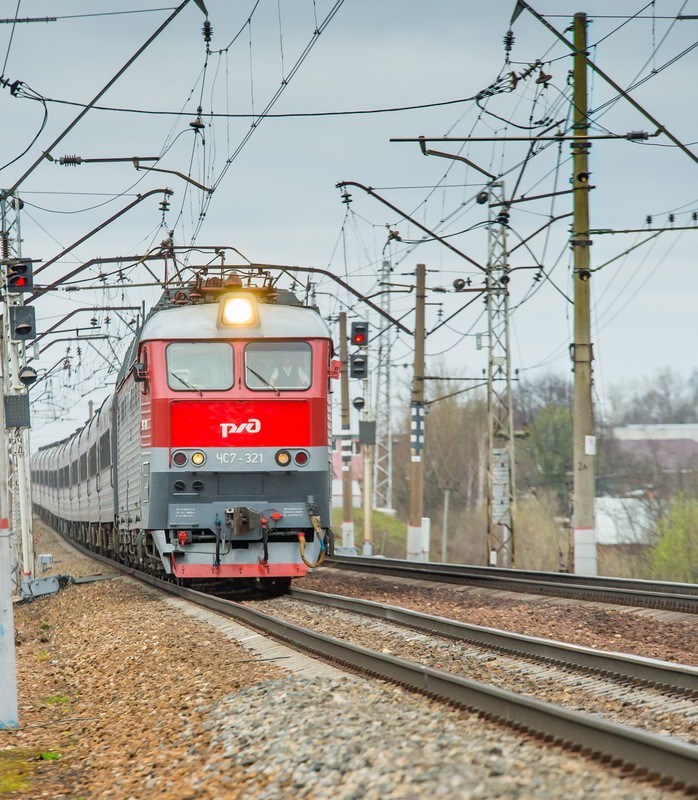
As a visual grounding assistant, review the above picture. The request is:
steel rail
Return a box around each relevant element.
[289,588,698,693]
[43,531,698,789]
[326,556,698,612]
[132,573,698,791]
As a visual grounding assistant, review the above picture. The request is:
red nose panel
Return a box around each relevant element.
[170,400,311,447]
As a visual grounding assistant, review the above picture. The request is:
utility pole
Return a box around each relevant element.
[338,313,355,551]
[361,371,374,556]
[486,182,515,568]
[571,13,597,575]
[407,263,427,561]
[373,259,394,512]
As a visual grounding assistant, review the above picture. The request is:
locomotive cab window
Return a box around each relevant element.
[245,342,312,391]
[166,342,234,391]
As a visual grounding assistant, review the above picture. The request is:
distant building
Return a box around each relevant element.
[612,424,698,472]
[331,435,364,508]
[331,479,362,508]
[330,435,364,480]
[595,497,654,548]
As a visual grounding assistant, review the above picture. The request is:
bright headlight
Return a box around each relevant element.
[221,296,254,325]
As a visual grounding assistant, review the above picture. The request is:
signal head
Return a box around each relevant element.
[6,260,33,294]
[19,366,38,386]
[350,321,368,347]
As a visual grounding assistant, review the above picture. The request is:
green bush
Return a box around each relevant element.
[649,496,698,582]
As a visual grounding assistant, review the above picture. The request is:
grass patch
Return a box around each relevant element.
[39,623,51,631]
[332,508,407,557]
[39,751,61,761]
[44,694,69,705]
[0,749,42,794]
[36,651,51,662]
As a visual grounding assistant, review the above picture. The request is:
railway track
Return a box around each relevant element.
[47,533,698,791]
[289,587,698,693]
[326,555,698,613]
[151,576,698,791]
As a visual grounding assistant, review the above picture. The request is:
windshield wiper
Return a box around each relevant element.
[171,372,203,396]
[246,366,280,396]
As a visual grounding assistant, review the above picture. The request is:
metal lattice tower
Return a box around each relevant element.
[486,182,515,567]
[0,193,34,584]
[373,259,393,511]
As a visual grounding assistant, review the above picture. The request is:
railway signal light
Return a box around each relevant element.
[18,366,38,386]
[350,321,368,347]
[9,306,36,340]
[350,352,368,379]
[6,260,33,293]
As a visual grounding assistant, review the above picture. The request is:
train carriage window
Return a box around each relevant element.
[88,444,97,477]
[245,342,312,391]
[79,453,87,482]
[99,431,111,470]
[166,342,234,391]
[71,460,78,485]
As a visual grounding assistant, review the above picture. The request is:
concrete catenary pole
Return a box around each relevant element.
[441,485,451,563]
[407,264,426,560]
[571,13,597,575]
[0,518,19,727]
[338,313,355,550]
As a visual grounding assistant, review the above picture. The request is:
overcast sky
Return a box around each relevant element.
[2,0,697,448]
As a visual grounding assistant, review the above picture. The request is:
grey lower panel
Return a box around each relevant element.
[144,468,331,531]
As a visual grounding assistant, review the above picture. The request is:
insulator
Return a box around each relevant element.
[59,155,83,166]
[693,212,697,223]
[503,29,514,52]
[202,20,212,43]
[645,215,652,226]
[668,214,675,224]
[341,189,352,205]
[90,317,98,327]
[160,198,170,212]
[189,116,205,131]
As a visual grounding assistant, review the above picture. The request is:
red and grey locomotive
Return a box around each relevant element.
[32,271,336,589]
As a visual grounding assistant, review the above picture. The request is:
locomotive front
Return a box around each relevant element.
[125,280,336,586]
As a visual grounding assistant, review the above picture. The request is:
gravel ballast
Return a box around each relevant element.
[1,526,687,798]
[301,569,698,665]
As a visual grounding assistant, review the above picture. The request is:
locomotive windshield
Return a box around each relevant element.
[245,342,312,391]
[166,342,234,391]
